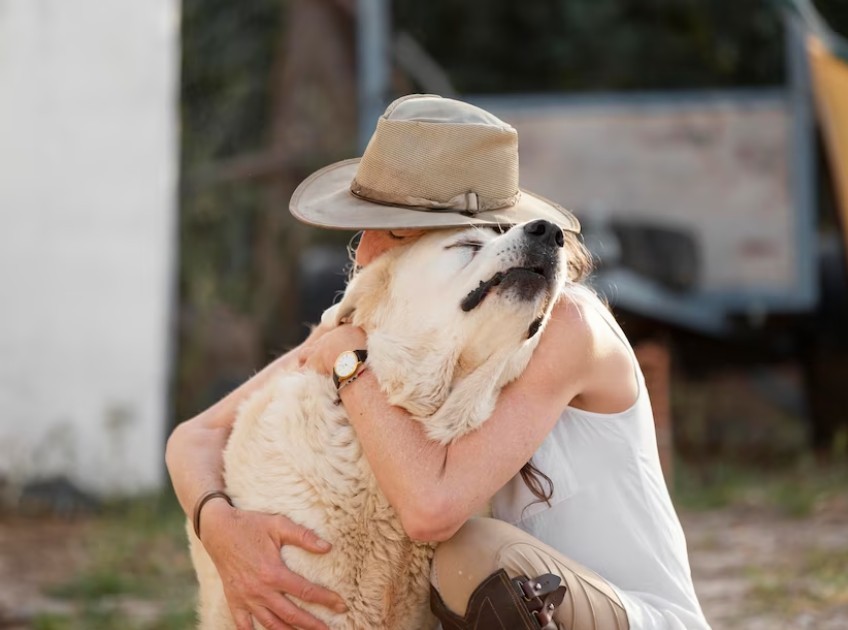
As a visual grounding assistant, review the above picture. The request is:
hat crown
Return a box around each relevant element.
[353,94,521,213]
[385,94,511,129]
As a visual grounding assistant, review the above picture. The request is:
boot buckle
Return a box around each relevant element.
[512,574,567,630]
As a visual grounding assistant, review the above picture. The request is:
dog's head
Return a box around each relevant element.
[325,220,567,442]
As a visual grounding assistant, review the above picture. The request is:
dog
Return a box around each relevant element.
[189,219,567,629]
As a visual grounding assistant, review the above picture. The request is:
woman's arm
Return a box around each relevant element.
[166,323,347,630]
[308,300,594,542]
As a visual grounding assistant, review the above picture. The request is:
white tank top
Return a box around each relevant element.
[492,289,710,630]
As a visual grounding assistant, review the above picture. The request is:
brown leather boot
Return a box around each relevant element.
[430,569,567,630]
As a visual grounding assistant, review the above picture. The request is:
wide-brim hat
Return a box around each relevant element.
[289,94,580,233]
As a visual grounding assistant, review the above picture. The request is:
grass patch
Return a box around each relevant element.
[674,458,848,516]
[47,571,145,600]
[748,547,848,615]
[33,605,196,630]
[37,491,197,629]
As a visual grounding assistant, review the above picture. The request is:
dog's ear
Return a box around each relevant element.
[367,329,459,418]
[420,341,537,444]
[323,255,393,328]
[420,358,503,444]
[320,303,344,328]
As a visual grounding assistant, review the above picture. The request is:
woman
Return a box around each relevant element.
[166,94,709,630]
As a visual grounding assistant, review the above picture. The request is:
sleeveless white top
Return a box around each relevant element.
[492,289,710,630]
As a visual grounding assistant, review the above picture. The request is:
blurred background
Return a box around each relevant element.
[1,0,847,628]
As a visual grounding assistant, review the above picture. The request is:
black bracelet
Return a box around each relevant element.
[193,490,234,540]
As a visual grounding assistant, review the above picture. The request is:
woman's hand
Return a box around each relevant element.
[300,324,368,375]
[201,500,347,630]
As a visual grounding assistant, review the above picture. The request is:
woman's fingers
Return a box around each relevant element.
[277,566,347,613]
[258,597,331,630]
[300,324,368,375]
[275,517,332,555]
[206,508,346,627]
[269,518,347,613]
[232,609,254,630]
[251,605,293,630]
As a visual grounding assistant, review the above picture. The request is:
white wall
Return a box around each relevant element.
[0,0,180,495]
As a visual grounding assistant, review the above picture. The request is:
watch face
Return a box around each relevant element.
[334,350,359,379]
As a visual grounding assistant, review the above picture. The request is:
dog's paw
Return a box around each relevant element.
[321,303,344,327]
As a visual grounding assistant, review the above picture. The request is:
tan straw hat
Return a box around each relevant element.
[289,94,580,233]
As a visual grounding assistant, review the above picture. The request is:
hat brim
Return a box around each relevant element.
[289,159,580,233]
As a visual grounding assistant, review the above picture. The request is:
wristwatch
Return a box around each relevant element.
[333,349,368,389]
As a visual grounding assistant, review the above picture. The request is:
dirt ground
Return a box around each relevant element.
[0,517,89,625]
[1,501,848,629]
[682,496,848,629]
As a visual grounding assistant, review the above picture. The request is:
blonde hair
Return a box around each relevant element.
[564,230,594,283]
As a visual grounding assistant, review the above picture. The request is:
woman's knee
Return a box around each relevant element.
[432,519,510,576]
[430,518,507,613]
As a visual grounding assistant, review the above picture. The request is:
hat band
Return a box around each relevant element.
[350,179,520,214]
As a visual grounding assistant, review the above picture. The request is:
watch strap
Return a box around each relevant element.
[336,364,368,396]
[333,349,368,388]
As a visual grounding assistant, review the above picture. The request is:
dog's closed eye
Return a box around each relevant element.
[446,241,483,252]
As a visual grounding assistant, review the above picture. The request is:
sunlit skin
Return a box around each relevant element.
[354,229,427,266]
[165,227,637,630]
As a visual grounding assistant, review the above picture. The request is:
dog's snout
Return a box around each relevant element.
[523,219,564,248]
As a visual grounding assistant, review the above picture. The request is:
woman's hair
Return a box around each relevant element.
[519,459,555,510]
[344,230,365,281]
[518,229,594,507]
[563,229,594,283]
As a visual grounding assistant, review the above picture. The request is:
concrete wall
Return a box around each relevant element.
[0,0,180,495]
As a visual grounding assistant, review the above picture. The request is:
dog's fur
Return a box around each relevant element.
[189,222,567,629]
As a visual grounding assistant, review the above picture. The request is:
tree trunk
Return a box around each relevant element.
[253,0,358,353]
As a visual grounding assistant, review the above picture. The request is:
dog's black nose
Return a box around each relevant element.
[523,219,564,248]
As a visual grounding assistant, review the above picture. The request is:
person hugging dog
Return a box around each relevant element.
[167,94,710,630]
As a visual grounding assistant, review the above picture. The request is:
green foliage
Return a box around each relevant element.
[177,1,292,423]
[180,0,285,311]
[181,0,284,163]
[393,0,792,92]
[179,183,265,313]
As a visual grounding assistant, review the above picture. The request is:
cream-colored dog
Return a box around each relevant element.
[189,220,567,629]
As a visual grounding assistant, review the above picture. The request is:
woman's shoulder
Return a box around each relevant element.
[541,290,594,348]
[543,285,639,413]
[518,289,597,405]
[548,286,617,346]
